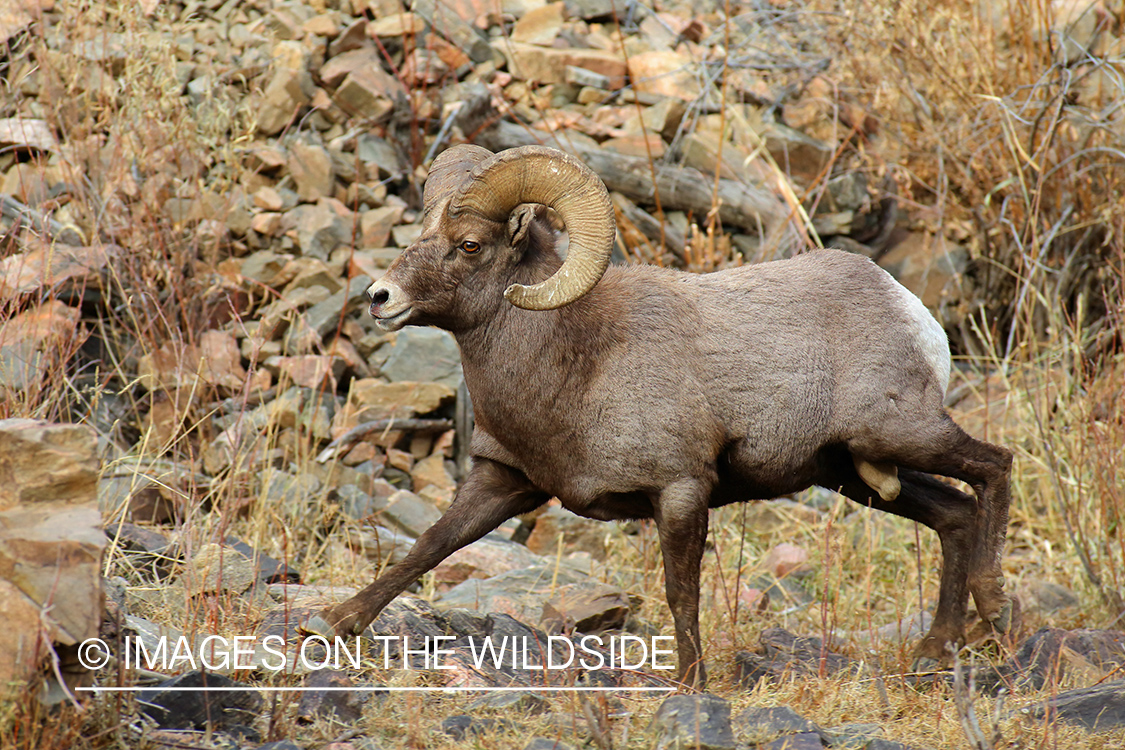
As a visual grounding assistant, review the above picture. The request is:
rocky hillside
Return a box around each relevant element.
[2,0,1125,749]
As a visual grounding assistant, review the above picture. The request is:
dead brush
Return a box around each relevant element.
[3,0,1125,748]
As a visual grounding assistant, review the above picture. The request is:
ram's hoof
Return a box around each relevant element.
[298,613,337,639]
[989,597,1014,634]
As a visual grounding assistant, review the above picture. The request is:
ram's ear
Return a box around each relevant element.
[507,204,538,249]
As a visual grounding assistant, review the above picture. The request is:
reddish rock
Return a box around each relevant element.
[410,453,457,494]
[762,542,811,579]
[601,133,666,159]
[136,331,248,393]
[329,19,369,56]
[0,300,84,392]
[433,536,542,590]
[268,354,346,390]
[368,12,424,37]
[877,231,967,308]
[628,50,700,100]
[540,582,630,633]
[0,242,116,297]
[0,117,57,151]
[525,504,608,560]
[334,65,405,120]
[288,141,335,201]
[255,67,315,135]
[251,211,283,236]
[0,419,103,700]
[360,205,405,247]
[346,379,455,419]
[497,42,627,87]
[320,48,381,88]
[511,2,564,45]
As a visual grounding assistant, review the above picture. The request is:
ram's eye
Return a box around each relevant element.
[459,240,481,254]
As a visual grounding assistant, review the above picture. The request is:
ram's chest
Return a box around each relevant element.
[471,395,587,490]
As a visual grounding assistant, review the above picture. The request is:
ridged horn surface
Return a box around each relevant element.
[449,145,616,310]
[421,144,493,233]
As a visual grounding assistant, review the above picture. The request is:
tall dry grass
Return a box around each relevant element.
[1,0,1124,748]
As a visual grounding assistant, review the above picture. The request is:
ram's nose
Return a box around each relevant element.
[367,283,390,313]
[366,279,413,330]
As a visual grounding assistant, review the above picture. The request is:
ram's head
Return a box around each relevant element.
[366,145,617,332]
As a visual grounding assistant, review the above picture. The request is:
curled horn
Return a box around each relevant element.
[448,145,616,310]
[420,144,493,233]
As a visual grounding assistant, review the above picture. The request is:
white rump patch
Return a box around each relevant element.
[890,282,951,395]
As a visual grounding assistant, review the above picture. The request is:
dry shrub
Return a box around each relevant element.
[828,0,1124,360]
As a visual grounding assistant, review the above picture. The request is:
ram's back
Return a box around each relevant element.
[578,250,951,490]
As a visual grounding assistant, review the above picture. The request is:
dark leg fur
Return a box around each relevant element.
[824,464,979,663]
[322,459,549,636]
[653,478,711,688]
[849,415,1014,642]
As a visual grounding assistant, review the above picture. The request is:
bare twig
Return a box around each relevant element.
[316,418,453,463]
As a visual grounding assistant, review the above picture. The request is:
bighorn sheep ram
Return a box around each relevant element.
[311,144,1013,687]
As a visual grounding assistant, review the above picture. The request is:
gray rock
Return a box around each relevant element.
[564,0,615,19]
[356,524,415,565]
[377,327,463,389]
[357,134,404,178]
[260,469,323,517]
[735,629,858,685]
[735,706,820,746]
[821,722,885,749]
[297,670,365,723]
[866,740,921,750]
[238,250,290,284]
[336,485,376,520]
[759,732,824,749]
[977,628,1125,694]
[834,612,932,649]
[98,474,175,524]
[285,203,348,259]
[1018,579,1079,616]
[433,534,544,589]
[540,581,631,634]
[390,223,422,248]
[470,690,549,714]
[441,714,512,739]
[303,275,373,337]
[652,694,736,750]
[379,489,441,538]
[523,738,575,750]
[0,341,46,393]
[221,536,300,585]
[184,542,261,596]
[747,572,814,608]
[138,671,261,730]
[436,564,591,621]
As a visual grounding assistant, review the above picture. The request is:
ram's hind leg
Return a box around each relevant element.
[947,429,1014,635]
[850,414,1013,638]
[826,463,978,665]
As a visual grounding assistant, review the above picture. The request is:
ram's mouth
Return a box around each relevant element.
[371,305,412,331]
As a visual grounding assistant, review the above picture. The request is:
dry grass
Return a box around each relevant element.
[2,0,1124,748]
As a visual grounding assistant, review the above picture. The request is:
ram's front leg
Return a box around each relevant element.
[653,478,712,689]
[309,458,549,637]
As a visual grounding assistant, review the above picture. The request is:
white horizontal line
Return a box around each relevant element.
[77,686,676,693]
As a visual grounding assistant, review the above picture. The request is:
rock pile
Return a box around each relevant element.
[3,0,1125,747]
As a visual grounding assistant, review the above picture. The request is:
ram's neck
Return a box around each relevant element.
[452,267,630,446]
